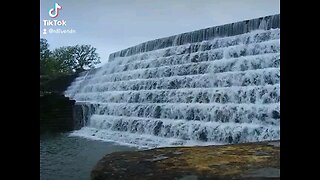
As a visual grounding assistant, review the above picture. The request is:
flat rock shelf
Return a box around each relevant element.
[91,140,280,180]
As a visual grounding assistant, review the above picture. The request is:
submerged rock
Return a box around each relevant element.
[91,141,280,180]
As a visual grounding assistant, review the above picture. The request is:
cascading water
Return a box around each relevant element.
[65,14,280,149]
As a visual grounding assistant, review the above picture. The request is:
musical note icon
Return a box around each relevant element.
[49,2,62,18]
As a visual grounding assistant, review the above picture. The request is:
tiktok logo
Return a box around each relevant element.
[43,2,76,35]
[48,2,62,18]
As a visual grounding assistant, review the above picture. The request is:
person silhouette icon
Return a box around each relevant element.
[43,29,47,35]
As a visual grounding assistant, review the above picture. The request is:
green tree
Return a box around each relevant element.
[40,39,101,76]
[51,46,74,74]
[42,56,62,76]
[40,38,50,61]
[40,39,101,94]
[50,44,101,73]
[40,38,51,75]
[72,45,101,72]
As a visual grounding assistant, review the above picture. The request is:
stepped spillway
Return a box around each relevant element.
[65,14,280,148]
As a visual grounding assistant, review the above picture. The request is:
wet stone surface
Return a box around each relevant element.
[91,141,280,180]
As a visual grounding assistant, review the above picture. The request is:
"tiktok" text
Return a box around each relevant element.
[43,20,67,26]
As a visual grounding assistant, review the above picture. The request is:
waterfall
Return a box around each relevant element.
[108,14,280,61]
[65,14,280,149]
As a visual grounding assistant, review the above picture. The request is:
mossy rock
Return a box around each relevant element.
[91,141,280,180]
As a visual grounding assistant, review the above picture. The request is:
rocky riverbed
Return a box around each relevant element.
[91,141,280,180]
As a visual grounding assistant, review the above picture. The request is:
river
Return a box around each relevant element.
[40,132,136,180]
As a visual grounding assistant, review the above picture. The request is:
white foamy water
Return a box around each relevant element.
[65,18,280,149]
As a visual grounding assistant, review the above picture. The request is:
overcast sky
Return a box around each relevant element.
[40,0,280,66]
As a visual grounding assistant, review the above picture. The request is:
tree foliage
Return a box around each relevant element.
[51,46,74,74]
[40,38,101,78]
[40,38,50,75]
[73,45,101,72]
[40,38,50,61]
